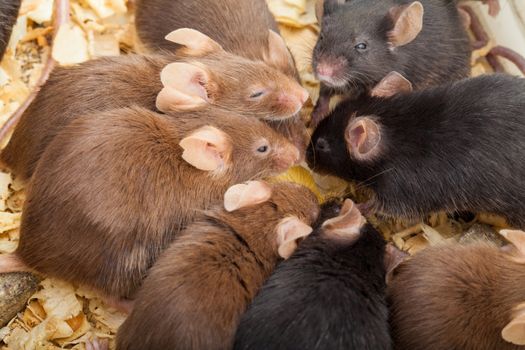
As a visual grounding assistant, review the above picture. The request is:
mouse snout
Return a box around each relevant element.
[277,88,308,116]
[315,57,347,86]
[274,145,300,172]
[314,137,331,154]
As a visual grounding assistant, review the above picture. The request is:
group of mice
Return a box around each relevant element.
[0,0,524,349]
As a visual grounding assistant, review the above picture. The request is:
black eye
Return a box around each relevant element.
[250,91,265,99]
[355,43,367,50]
[257,145,269,153]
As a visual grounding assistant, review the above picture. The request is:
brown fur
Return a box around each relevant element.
[1,50,307,182]
[14,106,299,298]
[388,242,525,350]
[134,0,298,77]
[116,182,320,350]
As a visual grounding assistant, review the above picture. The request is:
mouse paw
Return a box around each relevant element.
[310,97,330,128]
[85,337,109,350]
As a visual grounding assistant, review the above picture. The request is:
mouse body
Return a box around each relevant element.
[134,0,297,77]
[388,229,525,349]
[116,181,320,350]
[3,106,299,299]
[311,0,471,123]
[0,0,20,60]
[308,73,525,228]
[0,29,308,182]
[234,199,391,350]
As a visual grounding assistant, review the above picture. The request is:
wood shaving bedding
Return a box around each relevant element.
[0,0,519,349]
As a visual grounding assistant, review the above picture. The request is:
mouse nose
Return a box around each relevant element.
[275,145,300,172]
[315,137,330,153]
[298,87,309,105]
[316,63,334,78]
[315,57,348,84]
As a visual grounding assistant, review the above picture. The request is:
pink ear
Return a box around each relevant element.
[165,28,223,56]
[321,199,366,238]
[179,126,232,171]
[499,229,525,263]
[502,303,525,345]
[156,62,211,112]
[388,1,424,48]
[263,30,295,72]
[371,71,413,98]
[224,181,273,212]
[384,243,409,285]
[345,117,382,160]
[276,216,313,259]
[315,0,324,22]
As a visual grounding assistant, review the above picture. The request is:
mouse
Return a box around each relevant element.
[0,28,309,182]
[0,0,20,60]
[310,0,471,125]
[116,180,320,350]
[388,229,525,349]
[307,72,525,229]
[233,199,393,350]
[0,105,300,301]
[134,0,298,78]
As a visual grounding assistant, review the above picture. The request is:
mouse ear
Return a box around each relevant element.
[318,0,345,19]
[224,181,273,212]
[345,117,382,160]
[371,71,413,98]
[179,126,232,171]
[165,28,224,56]
[384,243,410,285]
[502,303,525,346]
[156,62,212,112]
[276,216,313,259]
[499,229,525,263]
[263,30,295,73]
[388,1,424,48]
[322,199,365,238]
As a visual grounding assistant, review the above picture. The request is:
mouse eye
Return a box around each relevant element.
[355,43,367,50]
[254,139,271,155]
[250,90,266,99]
[257,145,269,153]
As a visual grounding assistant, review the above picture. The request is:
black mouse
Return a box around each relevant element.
[311,0,470,124]
[307,72,525,229]
[234,199,392,350]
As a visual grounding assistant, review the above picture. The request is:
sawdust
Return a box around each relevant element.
[0,0,516,349]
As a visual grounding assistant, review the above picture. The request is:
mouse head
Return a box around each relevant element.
[157,29,309,121]
[224,181,320,259]
[306,71,411,180]
[177,108,301,181]
[313,0,423,92]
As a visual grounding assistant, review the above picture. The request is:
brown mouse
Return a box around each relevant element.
[0,29,308,182]
[0,105,300,301]
[134,0,298,78]
[116,180,320,350]
[388,229,525,350]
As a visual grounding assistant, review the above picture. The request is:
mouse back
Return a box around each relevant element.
[388,230,525,350]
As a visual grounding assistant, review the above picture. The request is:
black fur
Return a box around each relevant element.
[0,0,21,60]
[307,73,525,228]
[233,206,390,350]
[313,0,470,97]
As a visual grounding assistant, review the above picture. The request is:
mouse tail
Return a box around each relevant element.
[0,253,32,273]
